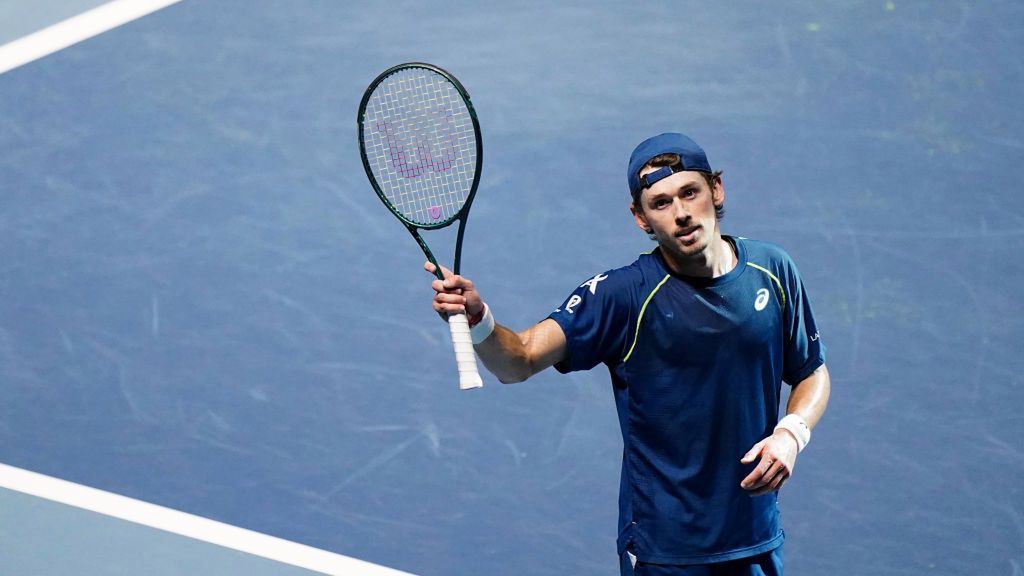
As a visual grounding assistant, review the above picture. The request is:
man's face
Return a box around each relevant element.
[631,168,724,262]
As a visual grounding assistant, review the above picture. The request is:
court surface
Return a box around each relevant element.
[1,2,1022,575]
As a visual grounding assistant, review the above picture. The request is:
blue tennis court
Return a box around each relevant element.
[1,2,1021,574]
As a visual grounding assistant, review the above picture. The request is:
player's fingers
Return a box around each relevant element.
[750,464,790,496]
[434,291,466,305]
[740,438,767,464]
[764,454,792,484]
[769,467,789,491]
[442,275,473,293]
[424,261,456,279]
[763,460,786,485]
[427,267,469,291]
[433,292,467,312]
[431,277,465,296]
[741,453,780,490]
[740,466,762,490]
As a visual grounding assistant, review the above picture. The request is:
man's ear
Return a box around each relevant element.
[712,175,725,211]
[630,201,651,233]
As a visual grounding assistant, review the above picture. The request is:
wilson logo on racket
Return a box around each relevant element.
[376,109,458,178]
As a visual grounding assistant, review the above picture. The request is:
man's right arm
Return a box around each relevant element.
[475,319,566,384]
[427,261,567,384]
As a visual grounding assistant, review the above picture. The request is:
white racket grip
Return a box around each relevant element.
[448,312,483,390]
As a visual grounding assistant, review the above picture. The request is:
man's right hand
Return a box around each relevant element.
[425,261,484,320]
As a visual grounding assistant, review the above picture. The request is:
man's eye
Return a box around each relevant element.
[653,199,670,209]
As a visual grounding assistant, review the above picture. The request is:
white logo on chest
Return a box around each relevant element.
[754,288,770,311]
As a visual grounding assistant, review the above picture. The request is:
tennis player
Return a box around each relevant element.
[428,133,831,575]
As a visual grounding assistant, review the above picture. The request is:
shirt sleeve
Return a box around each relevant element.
[546,269,635,373]
[780,254,827,384]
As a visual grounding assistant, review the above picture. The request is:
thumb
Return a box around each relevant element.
[740,438,767,464]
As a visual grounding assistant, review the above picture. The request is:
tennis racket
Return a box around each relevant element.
[357,62,484,390]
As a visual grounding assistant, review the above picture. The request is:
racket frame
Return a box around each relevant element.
[357,61,483,282]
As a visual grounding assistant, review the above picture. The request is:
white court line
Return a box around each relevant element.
[0,463,417,576]
[0,0,183,75]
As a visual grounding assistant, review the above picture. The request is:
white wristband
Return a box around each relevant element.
[470,303,495,344]
[774,414,811,452]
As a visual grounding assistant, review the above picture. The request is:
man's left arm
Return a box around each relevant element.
[740,364,831,495]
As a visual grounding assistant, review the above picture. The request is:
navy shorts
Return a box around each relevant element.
[619,546,784,576]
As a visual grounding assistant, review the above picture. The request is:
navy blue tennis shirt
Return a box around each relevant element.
[548,237,825,564]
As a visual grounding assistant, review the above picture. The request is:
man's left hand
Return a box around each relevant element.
[739,430,799,496]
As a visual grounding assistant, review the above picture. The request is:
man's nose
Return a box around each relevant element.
[673,200,691,223]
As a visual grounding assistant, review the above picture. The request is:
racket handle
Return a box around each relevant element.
[448,312,483,390]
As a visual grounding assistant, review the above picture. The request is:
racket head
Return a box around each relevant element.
[358,62,482,231]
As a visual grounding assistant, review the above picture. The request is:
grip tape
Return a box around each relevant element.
[448,312,483,390]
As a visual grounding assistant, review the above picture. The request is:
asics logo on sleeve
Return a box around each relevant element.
[555,273,606,314]
[754,288,770,311]
[580,274,608,295]
[565,295,583,314]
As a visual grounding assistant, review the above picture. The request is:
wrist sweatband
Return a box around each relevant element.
[774,414,811,452]
[469,303,494,344]
[467,305,486,327]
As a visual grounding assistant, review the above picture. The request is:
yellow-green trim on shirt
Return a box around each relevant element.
[623,273,672,363]
[745,262,786,310]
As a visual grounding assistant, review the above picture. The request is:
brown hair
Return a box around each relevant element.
[634,153,725,220]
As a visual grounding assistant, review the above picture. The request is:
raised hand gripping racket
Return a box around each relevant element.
[358,62,484,390]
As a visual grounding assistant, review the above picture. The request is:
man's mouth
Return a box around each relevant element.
[676,225,701,240]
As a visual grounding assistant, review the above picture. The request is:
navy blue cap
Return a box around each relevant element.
[627,133,712,198]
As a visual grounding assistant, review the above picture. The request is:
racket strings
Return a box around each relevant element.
[362,67,477,226]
